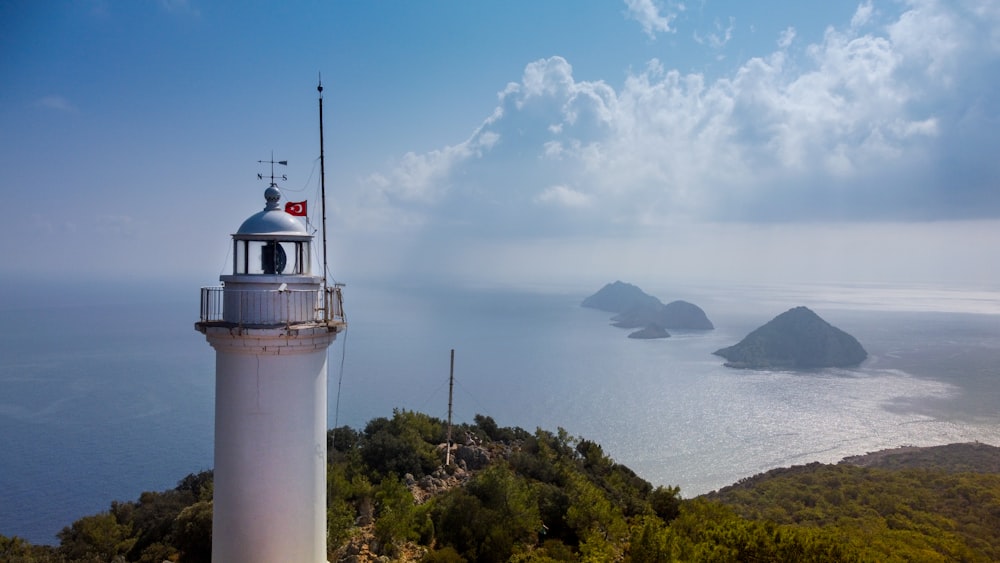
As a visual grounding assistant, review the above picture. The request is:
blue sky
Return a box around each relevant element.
[2,0,999,290]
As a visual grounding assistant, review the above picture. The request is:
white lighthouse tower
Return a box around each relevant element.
[195,184,345,562]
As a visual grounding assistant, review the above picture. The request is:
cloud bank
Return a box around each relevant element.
[360,1,998,241]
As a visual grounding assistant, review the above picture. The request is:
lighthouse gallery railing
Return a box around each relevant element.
[199,286,344,326]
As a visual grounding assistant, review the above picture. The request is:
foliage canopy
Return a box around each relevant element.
[4,411,998,562]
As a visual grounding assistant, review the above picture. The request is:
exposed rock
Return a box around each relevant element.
[454,443,491,470]
[355,496,374,526]
[331,522,427,563]
[714,306,867,369]
[405,455,481,505]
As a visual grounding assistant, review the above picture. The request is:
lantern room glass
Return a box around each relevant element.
[233,240,310,275]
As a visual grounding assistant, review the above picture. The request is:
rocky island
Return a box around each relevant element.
[714,306,867,369]
[582,281,714,336]
[627,324,671,339]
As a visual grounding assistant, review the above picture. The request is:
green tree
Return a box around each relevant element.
[0,534,59,563]
[57,511,135,561]
[374,474,432,554]
[649,485,681,523]
[432,464,542,563]
[361,410,444,478]
[420,545,467,563]
[564,473,627,562]
[172,500,212,563]
[626,516,671,563]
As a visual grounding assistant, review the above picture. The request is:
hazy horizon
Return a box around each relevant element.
[3,280,999,545]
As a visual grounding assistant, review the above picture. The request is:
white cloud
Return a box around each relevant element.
[623,0,679,39]
[694,16,735,50]
[369,122,501,203]
[535,185,593,208]
[777,27,796,49]
[886,1,962,85]
[385,147,464,201]
[356,1,1000,244]
[851,1,875,29]
[543,141,565,159]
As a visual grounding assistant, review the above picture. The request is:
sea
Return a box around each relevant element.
[2,278,999,545]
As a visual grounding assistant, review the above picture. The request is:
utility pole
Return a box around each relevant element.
[446,349,455,466]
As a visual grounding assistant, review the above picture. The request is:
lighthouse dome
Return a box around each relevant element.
[236,186,308,236]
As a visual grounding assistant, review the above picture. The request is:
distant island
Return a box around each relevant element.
[627,324,670,339]
[582,281,714,337]
[714,306,867,369]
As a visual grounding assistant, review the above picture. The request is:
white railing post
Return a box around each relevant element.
[201,287,340,326]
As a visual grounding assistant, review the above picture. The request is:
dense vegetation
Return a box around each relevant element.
[707,463,1000,562]
[1,472,213,563]
[3,412,999,562]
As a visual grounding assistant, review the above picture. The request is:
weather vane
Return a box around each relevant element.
[257,152,288,187]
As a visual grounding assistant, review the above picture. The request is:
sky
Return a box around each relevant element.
[2,0,999,292]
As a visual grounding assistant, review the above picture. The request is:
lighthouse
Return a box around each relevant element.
[195,184,346,562]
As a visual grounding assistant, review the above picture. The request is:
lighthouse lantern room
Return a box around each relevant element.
[195,184,345,563]
[232,186,310,276]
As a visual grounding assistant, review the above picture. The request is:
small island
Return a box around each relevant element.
[714,306,867,369]
[628,323,670,339]
[582,281,714,332]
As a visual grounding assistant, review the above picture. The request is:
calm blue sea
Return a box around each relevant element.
[2,279,999,545]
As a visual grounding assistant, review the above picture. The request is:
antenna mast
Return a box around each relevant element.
[317,76,329,293]
[446,349,455,466]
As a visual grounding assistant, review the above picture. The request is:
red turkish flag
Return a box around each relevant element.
[285,201,307,216]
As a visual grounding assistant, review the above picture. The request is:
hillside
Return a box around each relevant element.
[840,442,1000,472]
[706,442,1000,562]
[714,306,867,369]
[3,413,998,563]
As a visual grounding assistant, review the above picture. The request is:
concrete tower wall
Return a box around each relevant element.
[206,328,335,563]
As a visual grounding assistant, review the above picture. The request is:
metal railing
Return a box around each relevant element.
[199,285,344,326]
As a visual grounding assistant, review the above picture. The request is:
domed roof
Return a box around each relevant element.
[236,186,309,236]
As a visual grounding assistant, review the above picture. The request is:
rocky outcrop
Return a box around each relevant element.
[714,306,867,369]
[453,443,492,470]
